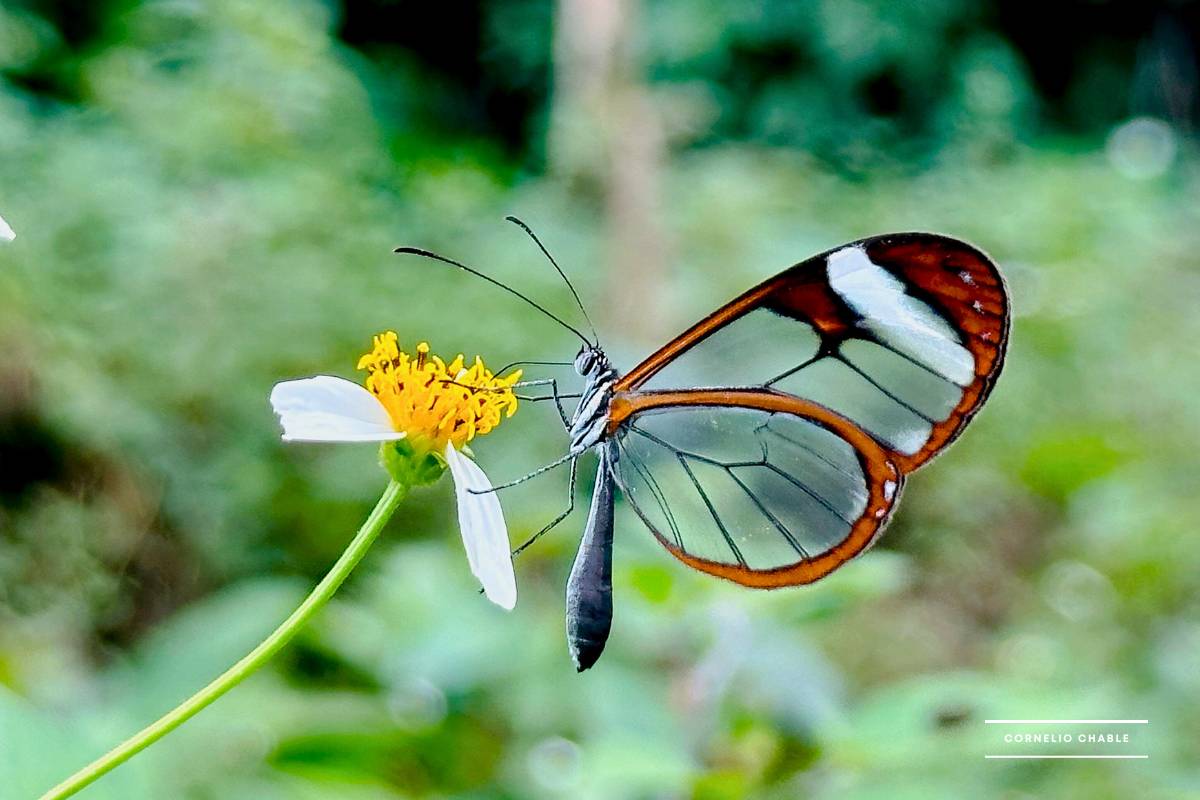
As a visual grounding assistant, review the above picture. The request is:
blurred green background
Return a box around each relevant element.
[1,0,1198,797]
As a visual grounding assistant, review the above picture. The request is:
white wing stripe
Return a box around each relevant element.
[826,247,975,387]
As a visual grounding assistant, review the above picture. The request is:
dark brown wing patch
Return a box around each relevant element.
[863,235,1008,471]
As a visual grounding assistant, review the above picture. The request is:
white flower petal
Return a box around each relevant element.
[270,376,404,442]
[445,442,516,610]
[0,214,14,242]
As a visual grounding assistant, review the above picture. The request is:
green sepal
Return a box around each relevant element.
[379,439,445,488]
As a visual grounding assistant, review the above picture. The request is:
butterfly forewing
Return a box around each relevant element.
[607,390,903,587]
[616,233,1008,472]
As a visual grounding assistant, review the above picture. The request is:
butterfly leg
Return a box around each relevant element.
[511,378,562,391]
[512,456,577,558]
[442,376,580,428]
[469,450,575,494]
[513,378,577,430]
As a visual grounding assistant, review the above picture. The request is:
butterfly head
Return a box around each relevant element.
[573,344,609,379]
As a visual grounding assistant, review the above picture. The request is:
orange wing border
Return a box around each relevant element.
[613,233,1010,474]
[607,388,904,588]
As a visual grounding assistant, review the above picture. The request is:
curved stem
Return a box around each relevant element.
[39,480,408,800]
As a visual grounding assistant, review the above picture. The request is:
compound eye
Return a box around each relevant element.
[575,349,595,374]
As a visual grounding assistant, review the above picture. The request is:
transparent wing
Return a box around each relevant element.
[617,233,1008,472]
[610,397,903,587]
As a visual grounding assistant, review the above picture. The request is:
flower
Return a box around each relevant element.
[270,332,522,609]
[0,213,14,241]
[355,331,520,453]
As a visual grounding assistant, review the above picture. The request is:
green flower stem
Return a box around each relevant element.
[39,479,408,800]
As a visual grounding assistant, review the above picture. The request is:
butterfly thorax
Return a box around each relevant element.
[568,346,618,454]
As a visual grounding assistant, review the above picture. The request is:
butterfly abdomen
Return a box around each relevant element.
[566,444,618,671]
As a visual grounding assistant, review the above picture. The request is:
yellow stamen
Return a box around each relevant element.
[357,331,521,454]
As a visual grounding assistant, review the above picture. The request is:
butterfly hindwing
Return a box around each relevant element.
[606,390,903,587]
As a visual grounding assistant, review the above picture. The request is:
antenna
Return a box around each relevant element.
[393,246,594,346]
[505,216,600,345]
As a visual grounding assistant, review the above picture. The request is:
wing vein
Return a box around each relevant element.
[676,453,748,568]
[629,424,736,469]
[755,418,861,485]
[725,467,809,558]
[835,351,938,424]
[618,437,684,549]
[765,352,824,387]
[759,462,855,527]
[864,335,961,387]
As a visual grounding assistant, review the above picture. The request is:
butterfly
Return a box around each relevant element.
[399,221,1009,671]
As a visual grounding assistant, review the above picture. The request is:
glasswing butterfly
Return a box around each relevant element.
[398,221,1009,671]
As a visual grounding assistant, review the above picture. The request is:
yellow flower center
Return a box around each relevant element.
[356,331,521,454]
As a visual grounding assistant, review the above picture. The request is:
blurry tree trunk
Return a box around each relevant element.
[550,0,668,343]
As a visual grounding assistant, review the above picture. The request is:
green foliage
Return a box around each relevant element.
[1,0,1198,798]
